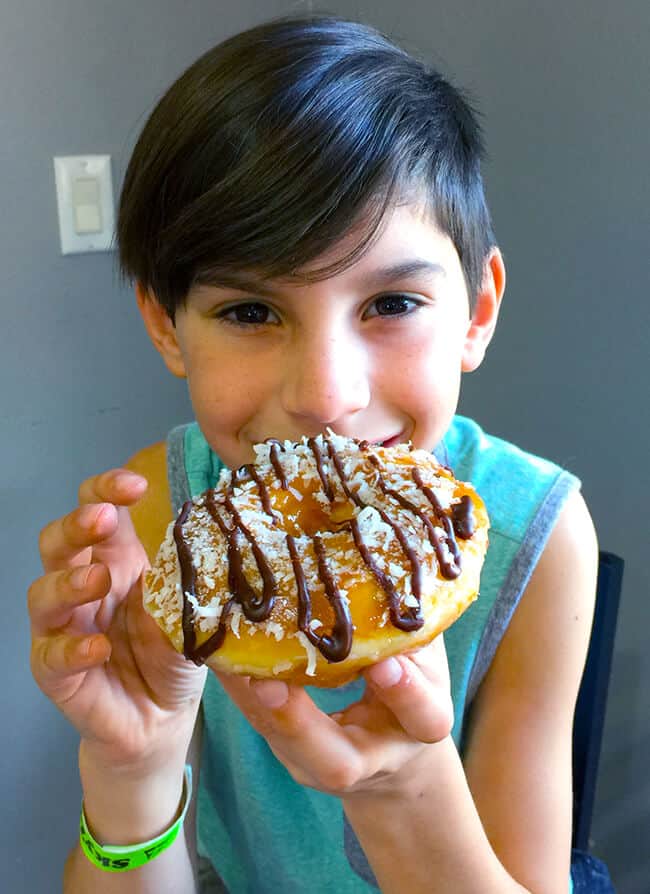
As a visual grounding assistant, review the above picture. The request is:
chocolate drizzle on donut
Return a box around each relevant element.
[267,440,289,490]
[411,468,462,578]
[174,501,198,658]
[368,458,461,581]
[307,437,334,500]
[451,494,475,539]
[173,437,475,666]
[246,465,277,522]
[206,491,278,622]
[325,438,423,630]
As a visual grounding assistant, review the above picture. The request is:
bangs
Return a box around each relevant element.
[118,15,494,315]
[152,61,429,305]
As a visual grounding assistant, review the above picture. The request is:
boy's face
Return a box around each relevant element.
[141,204,504,469]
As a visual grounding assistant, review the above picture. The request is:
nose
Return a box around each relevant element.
[281,328,370,426]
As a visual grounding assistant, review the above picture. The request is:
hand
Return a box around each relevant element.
[28,469,206,772]
[215,636,454,797]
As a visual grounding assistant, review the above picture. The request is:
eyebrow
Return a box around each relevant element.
[199,259,446,297]
[362,260,447,289]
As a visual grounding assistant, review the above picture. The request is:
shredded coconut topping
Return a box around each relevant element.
[143,432,482,666]
[296,631,319,676]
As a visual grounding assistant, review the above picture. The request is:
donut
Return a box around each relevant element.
[143,433,489,686]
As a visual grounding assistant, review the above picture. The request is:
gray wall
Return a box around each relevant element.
[334,2,649,890]
[1,1,290,889]
[2,1,647,892]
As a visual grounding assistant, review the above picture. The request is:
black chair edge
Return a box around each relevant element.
[572,550,624,852]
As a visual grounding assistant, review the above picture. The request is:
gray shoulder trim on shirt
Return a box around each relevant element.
[466,471,579,705]
[343,814,379,888]
[167,424,191,516]
[197,856,230,894]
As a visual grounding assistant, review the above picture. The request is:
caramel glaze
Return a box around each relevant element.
[323,438,423,631]
[173,438,476,666]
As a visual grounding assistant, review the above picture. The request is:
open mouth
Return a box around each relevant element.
[256,431,407,449]
[371,432,405,448]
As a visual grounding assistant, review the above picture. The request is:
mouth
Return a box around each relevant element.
[253,430,407,449]
[370,431,406,448]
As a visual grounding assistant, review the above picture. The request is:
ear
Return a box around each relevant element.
[135,282,187,379]
[461,247,506,373]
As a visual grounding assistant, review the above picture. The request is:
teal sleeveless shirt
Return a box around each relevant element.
[166,416,579,893]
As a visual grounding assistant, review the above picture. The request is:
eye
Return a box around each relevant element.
[364,293,422,319]
[216,302,280,327]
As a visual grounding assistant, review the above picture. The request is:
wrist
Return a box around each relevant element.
[79,743,190,846]
[79,765,193,872]
[343,736,457,809]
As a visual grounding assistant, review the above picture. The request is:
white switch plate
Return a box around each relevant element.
[53,155,115,254]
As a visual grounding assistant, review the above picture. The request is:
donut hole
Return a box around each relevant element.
[271,485,358,538]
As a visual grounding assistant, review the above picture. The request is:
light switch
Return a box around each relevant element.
[72,177,102,234]
[53,155,114,254]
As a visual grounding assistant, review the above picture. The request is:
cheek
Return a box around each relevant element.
[387,326,462,386]
[377,325,464,428]
[390,353,459,408]
[182,346,269,423]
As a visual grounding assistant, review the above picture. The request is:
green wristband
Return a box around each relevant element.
[79,765,192,873]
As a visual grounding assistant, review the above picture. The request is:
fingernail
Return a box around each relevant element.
[253,680,289,710]
[113,471,145,488]
[368,657,403,688]
[69,566,91,590]
[81,636,97,658]
[79,504,107,527]
[83,634,108,661]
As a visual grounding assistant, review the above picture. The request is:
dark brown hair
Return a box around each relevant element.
[117,15,496,317]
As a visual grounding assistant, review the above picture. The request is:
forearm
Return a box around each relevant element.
[64,832,197,894]
[342,737,529,894]
[64,746,197,894]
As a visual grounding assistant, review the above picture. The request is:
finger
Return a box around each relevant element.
[219,674,365,791]
[77,469,147,507]
[331,698,395,734]
[31,632,111,694]
[248,681,417,789]
[364,653,454,744]
[28,564,111,635]
[39,471,147,574]
[39,503,119,572]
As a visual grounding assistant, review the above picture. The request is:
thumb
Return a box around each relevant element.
[128,580,208,703]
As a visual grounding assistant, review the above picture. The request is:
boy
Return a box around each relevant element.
[28,15,598,893]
